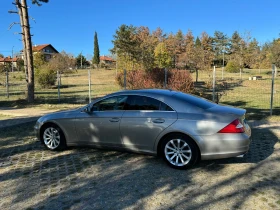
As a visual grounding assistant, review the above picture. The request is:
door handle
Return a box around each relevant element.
[152,118,165,124]
[109,117,120,122]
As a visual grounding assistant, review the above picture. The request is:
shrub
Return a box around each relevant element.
[225,61,240,73]
[36,66,57,88]
[168,70,194,93]
[116,68,193,93]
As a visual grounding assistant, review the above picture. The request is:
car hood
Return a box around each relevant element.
[207,104,246,116]
[38,108,79,122]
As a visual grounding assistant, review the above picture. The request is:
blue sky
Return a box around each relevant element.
[0,0,279,58]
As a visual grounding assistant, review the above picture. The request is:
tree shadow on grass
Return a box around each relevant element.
[0,121,279,209]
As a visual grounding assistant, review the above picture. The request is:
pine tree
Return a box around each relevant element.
[93,31,100,66]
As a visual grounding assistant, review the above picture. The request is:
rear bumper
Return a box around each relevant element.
[199,134,252,160]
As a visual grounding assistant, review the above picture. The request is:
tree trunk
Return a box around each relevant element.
[21,0,34,103]
[15,0,28,84]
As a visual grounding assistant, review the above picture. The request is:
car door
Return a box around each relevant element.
[75,95,128,148]
[120,95,177,152]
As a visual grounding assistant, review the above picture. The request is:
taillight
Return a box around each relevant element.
[218,119,245,133]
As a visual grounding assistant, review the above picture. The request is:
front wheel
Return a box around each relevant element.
[41,124,66,151]
[161,134,199,169]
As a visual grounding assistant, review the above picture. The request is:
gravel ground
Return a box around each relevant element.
[0,121,279,210]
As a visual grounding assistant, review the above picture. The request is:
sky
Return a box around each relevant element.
[0,0,279,58]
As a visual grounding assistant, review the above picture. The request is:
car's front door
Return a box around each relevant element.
[75,95,128,148]
[120,95,177,152]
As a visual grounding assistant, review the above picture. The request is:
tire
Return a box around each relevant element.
[41,124,66,151]
[161,134,199,169]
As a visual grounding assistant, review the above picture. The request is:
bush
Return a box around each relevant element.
[225,61,240,73]
[36,67,57,88]
[116,68,194,93]
[168,70,194,93]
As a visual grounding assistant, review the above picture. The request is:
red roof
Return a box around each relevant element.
[100,56,115,62]
[33,44,49,52]
[32,44,59,53]
[0,56,19,62]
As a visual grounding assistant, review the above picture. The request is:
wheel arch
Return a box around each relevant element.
[40,121,67,144]
[156,132,201,159]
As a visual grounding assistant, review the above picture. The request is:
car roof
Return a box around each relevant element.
[108,89,177,97]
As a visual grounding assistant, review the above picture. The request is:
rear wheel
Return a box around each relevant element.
[161,134,199,169]
[41,124,66,151]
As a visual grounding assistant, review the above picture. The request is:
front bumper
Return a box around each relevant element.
[34,122,41,141]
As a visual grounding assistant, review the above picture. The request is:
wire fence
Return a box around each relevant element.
[0,66,279,120]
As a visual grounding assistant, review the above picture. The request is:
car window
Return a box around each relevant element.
[92,96,128,111]
[173,92,215,109]
[160,102,174,111]
[125,95,170,111]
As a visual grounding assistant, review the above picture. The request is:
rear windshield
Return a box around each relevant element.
[173,92,215,109]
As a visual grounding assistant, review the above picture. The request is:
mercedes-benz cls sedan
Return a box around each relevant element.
[35,89,251,169]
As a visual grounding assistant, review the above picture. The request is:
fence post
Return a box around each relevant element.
[270,64,275,116]
[6,69,9,98]
[57,71,60,102]
[240,68,242,80]
[164,68,167,89]
[212,66,216,102]
[124,69,126,90]
[88,69,91,103]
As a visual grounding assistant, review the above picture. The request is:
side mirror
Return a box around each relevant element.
[82,106,91,113]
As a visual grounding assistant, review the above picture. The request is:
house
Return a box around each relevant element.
[100,55,115,64]
[21,44,59,61]
[0,56,19,69]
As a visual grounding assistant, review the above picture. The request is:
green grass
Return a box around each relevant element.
[0,68,279,120]
[191,68,280,120]
[0,69,120,109]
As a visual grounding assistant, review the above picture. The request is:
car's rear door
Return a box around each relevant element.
[120,95,177,152]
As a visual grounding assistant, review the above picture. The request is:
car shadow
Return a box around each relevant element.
[0,121,279,209]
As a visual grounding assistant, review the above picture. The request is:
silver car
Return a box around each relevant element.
[35,89,251,169]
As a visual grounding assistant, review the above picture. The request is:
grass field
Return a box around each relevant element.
[0,68,279,120]
[0,69,120,110]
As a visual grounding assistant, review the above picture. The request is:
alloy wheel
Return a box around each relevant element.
[164,139,192,166]
[43,127,61,149]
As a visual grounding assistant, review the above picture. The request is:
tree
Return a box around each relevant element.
[0,54,4,58]
[270,39,280,68]
[195,36,201,47]
[244,38,260,68]
[135,26,155,70]
[33,52,46,70]
[12,0,49,102]
[111,24,139,70]
[76,54,88,68]
[48,51,76,73]
[92,31,100,66]
[212,31,229,66]
[17,58,24,71]
[183,30,202,82]
[229,31,246,68]
[200,31,214,71]
[154,42,172,68]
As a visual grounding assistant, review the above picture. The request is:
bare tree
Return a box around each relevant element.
[10,0,48,102]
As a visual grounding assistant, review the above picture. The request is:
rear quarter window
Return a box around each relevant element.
[173,92,215,110]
